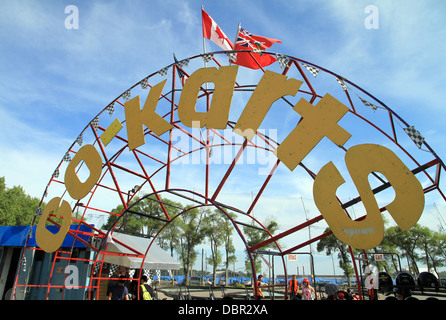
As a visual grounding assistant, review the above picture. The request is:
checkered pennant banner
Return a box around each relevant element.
[359,96,379,112]
[276,54,290,69]
[91,116,99,130]
[27,226,33,239]
[122,89,131,101]
[106,103,114,116]
[403,126,425,149]
[129,269,136,278]
[143,269,151,278]
[302,63,320,77]
[336,78,348,91]
[156,269,161,280]
[109,264,119,277]
[76,133,83,146]
[140,77,149,89]
[202,53,213,63]
[177,58,190,68]
[63,151,71,162]
[21,257,27,272]
[53,167,59,178]
[35,207,43,216]
[93,262,101,275]
[158,67,169,77]
[226,52,237,62]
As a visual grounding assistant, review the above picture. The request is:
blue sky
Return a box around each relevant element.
[1,0,446,275]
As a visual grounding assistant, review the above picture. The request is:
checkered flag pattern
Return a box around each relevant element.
[143,269,151,278]
[276,54,290,69]
[359,97,379,112]
[21,257,27,272]
[53,168,59,178]
[93,262,101,275]
[403,126,425,149]
[35,207,42,216]
[63,151,71,162]
[202,53,213,63]
[106,103,114,116]
[156,269,161,280]
[27,226,33,239]
[91,116,99,130]
[129,269,135,278]
[140,77,149,89]
[158,67,169,77]
[226,52,237,62]
[177,58,190,68]
[76,133,83,146]
[336,78,348,91]
[302,63,320,77]
[122,89,131,101]
[109,264,118,277]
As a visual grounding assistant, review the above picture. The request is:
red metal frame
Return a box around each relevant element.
[14,50,446,301]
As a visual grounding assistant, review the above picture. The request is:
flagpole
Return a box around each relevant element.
[234,22,241,51]
[201,5,208,68]
[229,22,241,66]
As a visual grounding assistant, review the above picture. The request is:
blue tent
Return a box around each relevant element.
[0,225,92,248]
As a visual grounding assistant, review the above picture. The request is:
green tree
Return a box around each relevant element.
[317,228,355,282]
[176,206,207,284]
[102,195,180,239]
[221,211,237,285]
[0,177,42,226]
[203,209,224,285]
[243,217,279,278]
[385,224,430,275]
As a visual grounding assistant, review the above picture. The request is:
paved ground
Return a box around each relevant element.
[154,286,446,300]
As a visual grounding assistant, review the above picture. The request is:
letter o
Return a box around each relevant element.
[64,144,102,200]
[36,197,73,253]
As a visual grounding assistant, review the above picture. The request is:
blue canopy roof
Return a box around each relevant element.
[0,224,92,248]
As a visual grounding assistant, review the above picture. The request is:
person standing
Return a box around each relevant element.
[255,275,265,300]
[302,278,317,300]
[139,275,155,300]
[288,275,301,300]
[108,275,129,300]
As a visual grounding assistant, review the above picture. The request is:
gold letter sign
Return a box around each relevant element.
[36,197,73,253]
[35,65,427,253]
[313,144,424,249]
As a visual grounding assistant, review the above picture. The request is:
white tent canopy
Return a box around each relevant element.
[99,231,180,270]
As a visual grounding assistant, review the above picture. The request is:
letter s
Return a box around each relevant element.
[313,144,424,249]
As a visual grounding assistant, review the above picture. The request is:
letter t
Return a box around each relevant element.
[275,94,351,171]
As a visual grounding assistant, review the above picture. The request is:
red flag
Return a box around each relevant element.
[202,8,233,50]
[233,27,281,69]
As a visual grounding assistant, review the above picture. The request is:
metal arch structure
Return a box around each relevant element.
[14,50,446,300]
[92,189,286,301]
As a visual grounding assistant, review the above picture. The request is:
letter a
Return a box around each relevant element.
[64,5,79,29]
[364,5,379,30]
[178,66,238,129]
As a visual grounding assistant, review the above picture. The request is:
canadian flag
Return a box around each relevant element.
[202,8,233,51]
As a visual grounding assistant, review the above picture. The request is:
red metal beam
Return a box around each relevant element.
[211,139,248,201]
